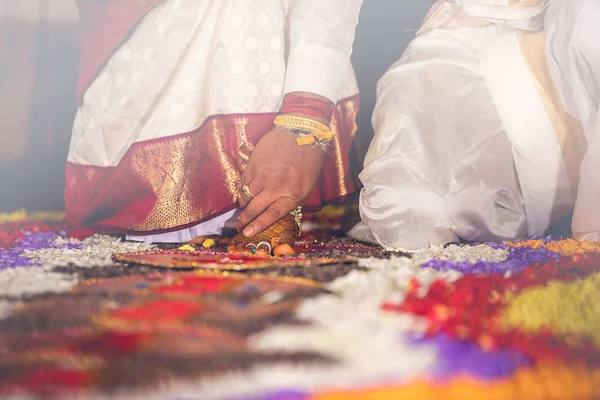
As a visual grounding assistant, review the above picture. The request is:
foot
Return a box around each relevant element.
[227,214,300,256]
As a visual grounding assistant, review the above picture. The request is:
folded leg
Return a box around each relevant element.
[356,28,527,250]
[546,0,600,241]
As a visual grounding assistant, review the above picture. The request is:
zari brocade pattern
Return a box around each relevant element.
[65,96,359,234]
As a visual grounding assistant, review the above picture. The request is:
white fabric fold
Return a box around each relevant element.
[419,0,548,35]
[356,0,600,249]
[357,27,528,250]
[545,0,600,241]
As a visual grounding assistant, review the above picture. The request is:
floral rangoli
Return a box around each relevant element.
[0,208,599,399]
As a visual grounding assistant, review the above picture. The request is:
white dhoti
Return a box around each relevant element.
[353,0,595,250]
[546,0,600,241]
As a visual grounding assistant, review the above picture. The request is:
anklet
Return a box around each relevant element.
[289,206,303,234]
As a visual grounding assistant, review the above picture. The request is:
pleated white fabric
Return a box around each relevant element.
[546,0,600,241]
[353,0,597,250]
[355,27,529,250]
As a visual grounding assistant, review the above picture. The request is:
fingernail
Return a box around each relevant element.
[243,226,255,237]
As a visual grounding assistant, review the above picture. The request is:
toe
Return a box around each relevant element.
[273,243,295,256]
[227,235,242,253]
[254,246,270,256]
[227,233,259,254]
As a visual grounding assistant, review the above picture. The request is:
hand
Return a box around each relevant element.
[237,127,325,237]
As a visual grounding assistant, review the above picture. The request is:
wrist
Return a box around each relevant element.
[287,111,329,126]
[275,92,336,149]
[273,114,334,146]
[281,92,334,124]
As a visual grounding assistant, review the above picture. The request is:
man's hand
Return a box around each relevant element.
[237,127,325,237]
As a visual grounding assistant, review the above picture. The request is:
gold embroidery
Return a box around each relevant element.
[75,96,358,232]
[235,117,254,167]
[130,135,210,231]
[329,114,348,198]
[211,118,240,198]
[345,98,359,140]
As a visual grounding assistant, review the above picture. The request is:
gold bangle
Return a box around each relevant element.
[274,115,330,132]
[274,115,336,145]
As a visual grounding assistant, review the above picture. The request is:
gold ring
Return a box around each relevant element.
[242,185,254,199]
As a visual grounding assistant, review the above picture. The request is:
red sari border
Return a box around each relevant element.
[65,95,360,235]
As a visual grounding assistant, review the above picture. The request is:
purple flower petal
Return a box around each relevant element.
[412,334,531,381]
[226,390,308,400]
[0,232,82,270]
[422,242,560,275]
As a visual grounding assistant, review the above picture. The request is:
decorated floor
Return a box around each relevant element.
[1,209,599,399]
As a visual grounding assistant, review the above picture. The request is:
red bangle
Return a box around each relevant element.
[281,94,334,122]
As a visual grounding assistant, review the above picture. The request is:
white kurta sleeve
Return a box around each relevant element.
[283,0,363,103]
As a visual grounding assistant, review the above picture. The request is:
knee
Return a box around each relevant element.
[358,185,458,250]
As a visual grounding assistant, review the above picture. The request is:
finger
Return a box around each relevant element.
[238,194,249,209]
[237,168,260,209]
[226,234,243,253]
[238,183,261,209]
[237,191,276,232]
[242,196,297,238]
[240,163,255,188]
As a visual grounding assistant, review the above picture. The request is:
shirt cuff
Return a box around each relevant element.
[283,43,349,104]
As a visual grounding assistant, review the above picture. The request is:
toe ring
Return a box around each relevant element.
[245,243,257,254]
[256,241,272,254]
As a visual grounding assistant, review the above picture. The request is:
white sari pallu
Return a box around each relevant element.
[352,0,597,250]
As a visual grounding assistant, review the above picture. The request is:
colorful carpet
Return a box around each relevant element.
[1,209,600,399]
